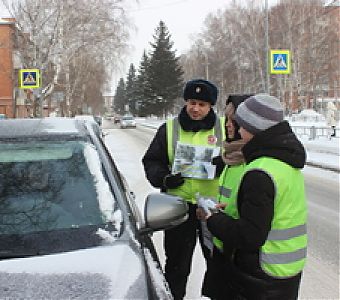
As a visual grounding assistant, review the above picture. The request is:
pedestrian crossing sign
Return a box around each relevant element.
[19,69,40,89]
[270,50,290,74]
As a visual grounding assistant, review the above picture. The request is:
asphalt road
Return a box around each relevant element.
[102,120,339,300]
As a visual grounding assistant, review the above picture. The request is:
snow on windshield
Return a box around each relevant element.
[83,144,117,223]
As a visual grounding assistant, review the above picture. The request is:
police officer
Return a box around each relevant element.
[142,79,225,300]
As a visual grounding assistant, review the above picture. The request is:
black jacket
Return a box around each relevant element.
[142,107,217,190]
[207,121,306,299]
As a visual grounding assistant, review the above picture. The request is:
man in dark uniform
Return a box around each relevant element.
[142,79,225,300]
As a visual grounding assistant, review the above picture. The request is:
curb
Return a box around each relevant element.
[306,161,340,173]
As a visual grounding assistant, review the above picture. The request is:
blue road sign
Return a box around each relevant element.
[19,69,40,89]
[270,50,290,74]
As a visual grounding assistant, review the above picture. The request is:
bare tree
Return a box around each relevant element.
[181,0,337,114]
[270,0,336,112]
[2,0,133,116]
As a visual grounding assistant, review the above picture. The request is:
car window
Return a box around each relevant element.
[0,140,117,235]
[122,116,134,120]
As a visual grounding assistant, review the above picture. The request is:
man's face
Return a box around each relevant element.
[186,99,211,120]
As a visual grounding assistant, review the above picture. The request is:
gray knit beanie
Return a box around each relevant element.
[234,94,284,135]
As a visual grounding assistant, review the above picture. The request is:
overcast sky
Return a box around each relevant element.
[126,0,229,65]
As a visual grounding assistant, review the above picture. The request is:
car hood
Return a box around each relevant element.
[0,243,149,299]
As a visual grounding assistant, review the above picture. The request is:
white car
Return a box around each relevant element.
[120,116,136,128]
[0,118,188,299]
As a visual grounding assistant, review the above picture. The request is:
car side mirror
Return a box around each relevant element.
[140,193,188,234]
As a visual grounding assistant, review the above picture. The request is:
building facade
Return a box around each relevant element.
[0,18,15,117]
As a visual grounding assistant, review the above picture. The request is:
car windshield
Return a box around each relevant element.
[0,140,121,255]
[122,116,134,120]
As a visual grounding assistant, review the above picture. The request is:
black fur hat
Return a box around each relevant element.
[226,94,253,110]
[225,94,253,142]
[183,79,218,105]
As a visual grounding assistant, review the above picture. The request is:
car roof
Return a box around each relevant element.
[75,115,96,121]
[0,117,90,139]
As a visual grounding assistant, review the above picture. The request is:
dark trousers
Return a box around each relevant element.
[164,203,210,300]
[202,248,302,300]
[202,247,236,300]
[230,265,302,300]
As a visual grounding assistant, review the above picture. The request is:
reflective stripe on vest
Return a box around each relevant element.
[267,224,307,241]
[246,158,307,278]
[219,186,232,198]
[261,247,307,264]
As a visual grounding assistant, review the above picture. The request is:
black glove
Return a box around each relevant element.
[163,173,185,189]
[212,155,225,177]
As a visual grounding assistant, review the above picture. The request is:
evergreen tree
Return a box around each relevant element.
[147,20,184,116]
[113,78,127,114]
[136,51,153,116]
[125,63,138,115]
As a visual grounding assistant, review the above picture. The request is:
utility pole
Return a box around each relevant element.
[265,0,270,94]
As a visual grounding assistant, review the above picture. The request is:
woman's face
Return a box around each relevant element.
[226,111,236,139]
[239,127,254,143]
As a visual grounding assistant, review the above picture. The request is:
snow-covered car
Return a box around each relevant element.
[120,115,136,128]
[0,118,188,299]
[74,114,96,123]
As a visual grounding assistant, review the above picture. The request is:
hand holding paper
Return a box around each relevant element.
[197,196,219,217]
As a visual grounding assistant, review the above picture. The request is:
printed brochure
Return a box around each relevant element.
[172,142,220,179]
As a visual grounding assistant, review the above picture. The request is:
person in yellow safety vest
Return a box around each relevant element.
[142,79,225,300]
[199,94,253,299]
[199,94,308,300]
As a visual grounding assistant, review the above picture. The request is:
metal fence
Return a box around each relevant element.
[291,125,339,140]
